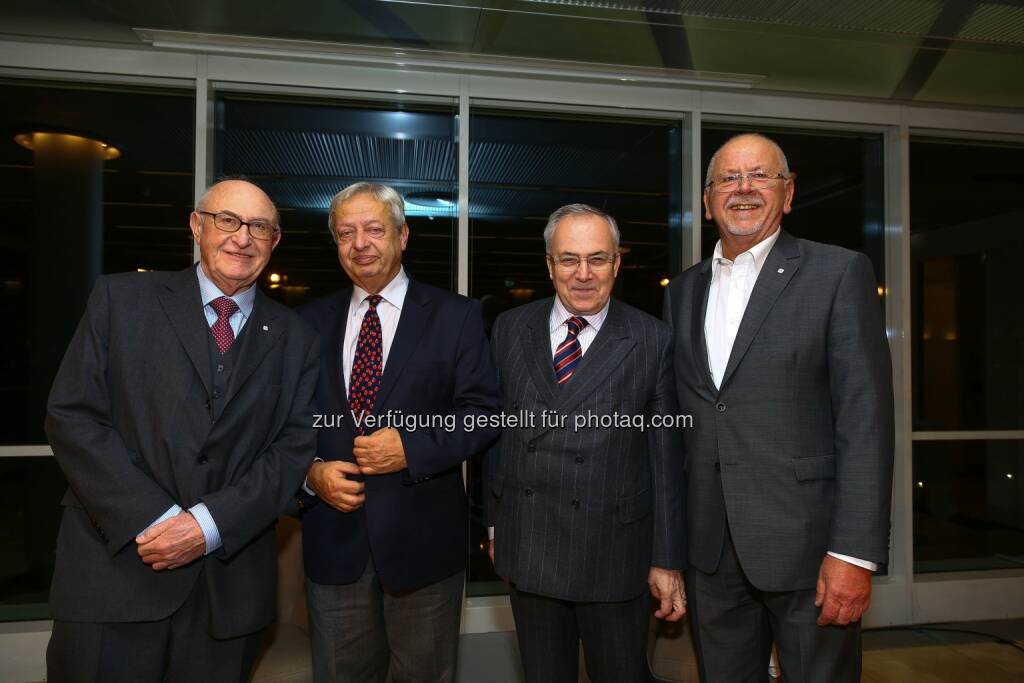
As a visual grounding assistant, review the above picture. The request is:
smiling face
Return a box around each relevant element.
[546,212,621,315]
[704,134,794,256]
[189,180,280,297]
[332,193,409,293]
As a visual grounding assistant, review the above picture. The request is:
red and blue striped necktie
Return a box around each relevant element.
[553,316,588,387]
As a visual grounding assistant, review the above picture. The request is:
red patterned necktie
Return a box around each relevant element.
[210,296,239,354]
[554,316,588,386]
[349,294,384,434]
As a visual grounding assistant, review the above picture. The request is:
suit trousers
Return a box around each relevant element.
[509,583,651,683]
[46,570,264,683]
[306,557,464,683]
[686,530,861,683]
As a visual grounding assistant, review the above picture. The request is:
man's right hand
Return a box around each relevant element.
[307,460,365,513]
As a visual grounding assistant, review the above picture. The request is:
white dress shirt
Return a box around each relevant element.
[549,295,609,356]
[343,267,410,392]
[703,229,876,573]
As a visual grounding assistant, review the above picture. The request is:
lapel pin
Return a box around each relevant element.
[777,268,785,274]
[262,325,269,331]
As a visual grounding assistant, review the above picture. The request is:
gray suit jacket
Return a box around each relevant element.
[487,297,684,602]
[45,267,319,638]
[664,230,894,592]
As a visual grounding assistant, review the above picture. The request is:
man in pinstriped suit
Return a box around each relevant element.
[487,204,686,683]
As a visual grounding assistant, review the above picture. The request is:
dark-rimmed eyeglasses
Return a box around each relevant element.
[198,210,279,241]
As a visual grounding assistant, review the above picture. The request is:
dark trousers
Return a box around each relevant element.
[47,575,264,683]
[509,584,651,683]
[306,557,464,683]
[687,531,861,683]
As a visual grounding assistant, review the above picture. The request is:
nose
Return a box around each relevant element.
[232,224,253,247]
[736,173,754,190]
[574,261,593,279]
[352,228,369,250]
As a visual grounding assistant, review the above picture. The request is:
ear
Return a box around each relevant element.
[612,252,622,278]
[399,223,410,251]
[545,256,555,281]
[188,212,202,242]
[269,231,282,251]
[703,188,713,221]
[783,175,796,215]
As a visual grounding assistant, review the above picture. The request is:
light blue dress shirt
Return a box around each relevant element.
[142,264,257,554]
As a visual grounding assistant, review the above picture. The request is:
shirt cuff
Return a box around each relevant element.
[189,502,222,555]
[303,457,324,496]
[142,504,182,535]
[827,551,878,572]
[488,526,495,541]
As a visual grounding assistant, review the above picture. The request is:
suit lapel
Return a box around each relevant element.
[223,288,284,407]
[719,230,801,390]
[157,267,213,396]
[323,289,351,422]
[690,260,717,400]
[373,280,429,412]
[520,300,559,412]
[555,299,636,418]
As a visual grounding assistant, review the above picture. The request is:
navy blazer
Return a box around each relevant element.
[299,279,502,591]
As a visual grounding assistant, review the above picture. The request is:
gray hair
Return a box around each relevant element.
[543,203,621,253]
[705,133,790,188]
[328,182,406,242]
[196,177,280,229]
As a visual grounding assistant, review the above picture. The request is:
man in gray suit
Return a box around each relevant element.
[45,179,319,682]
[488,204,686,683]
[664,134,894,682]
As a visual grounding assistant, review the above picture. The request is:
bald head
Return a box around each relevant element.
[705,133,789,188]
[197,179,279,229]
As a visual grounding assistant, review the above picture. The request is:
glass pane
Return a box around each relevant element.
[0,79,195,445]
[910,138,1024,431]
[215,95,458,307]
[701,125,885,284]
[466,109,684,594]
[0,456,67,621]
[913,440,1024,573]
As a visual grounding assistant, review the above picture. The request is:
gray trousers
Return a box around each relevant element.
[306,558,464,683]
[46,574,264,683]
[687,531,862,683]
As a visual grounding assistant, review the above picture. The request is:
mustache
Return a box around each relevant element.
[725,194,764,209]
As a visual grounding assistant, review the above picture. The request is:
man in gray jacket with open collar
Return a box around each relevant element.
[664,133,894,682]
[488,203,685,683]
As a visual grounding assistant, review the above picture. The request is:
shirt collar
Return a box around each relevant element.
[549,294,610,335]
[351,267,409,313]
[711,227,782,275]
[195,263,256,318]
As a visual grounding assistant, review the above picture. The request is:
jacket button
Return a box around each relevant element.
[524,488,533,496]
[574,456,584,464]
[197,454,209,464]
[527,443,536,453]
[715,402,726,412]
[571,499,580,508]
[714,461,721,472]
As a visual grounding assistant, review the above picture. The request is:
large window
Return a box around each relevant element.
[0,78,194,619]
[466,108,684,594]
[214,94,458,307]
[910,136,1024,573]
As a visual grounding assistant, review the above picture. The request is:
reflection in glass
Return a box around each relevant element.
[0,79,194,444]
[701,125,885,282]
[215,95,458,307]
[467,109,683,594]
[913,440,1024,573]
[910,138,1024,431]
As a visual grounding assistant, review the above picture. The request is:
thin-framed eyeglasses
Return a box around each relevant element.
[198,210,279,241]
[547,253,618,271]
[705,171,789,193]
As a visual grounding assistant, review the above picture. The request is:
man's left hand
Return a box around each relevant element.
[353,428,407,475]
[136,512,206,571]
[648,567,686,622]
[815,554,872,626]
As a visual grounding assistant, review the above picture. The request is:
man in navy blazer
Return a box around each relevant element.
[298,182,502,683]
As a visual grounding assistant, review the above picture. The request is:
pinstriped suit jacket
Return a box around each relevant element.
[487,297,685,602]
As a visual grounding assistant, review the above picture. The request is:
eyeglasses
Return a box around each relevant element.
[548,254,618,271]
[705,171,788,193]
[198,211,279,241]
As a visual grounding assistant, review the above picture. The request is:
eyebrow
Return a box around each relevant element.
[214,209,274,223]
